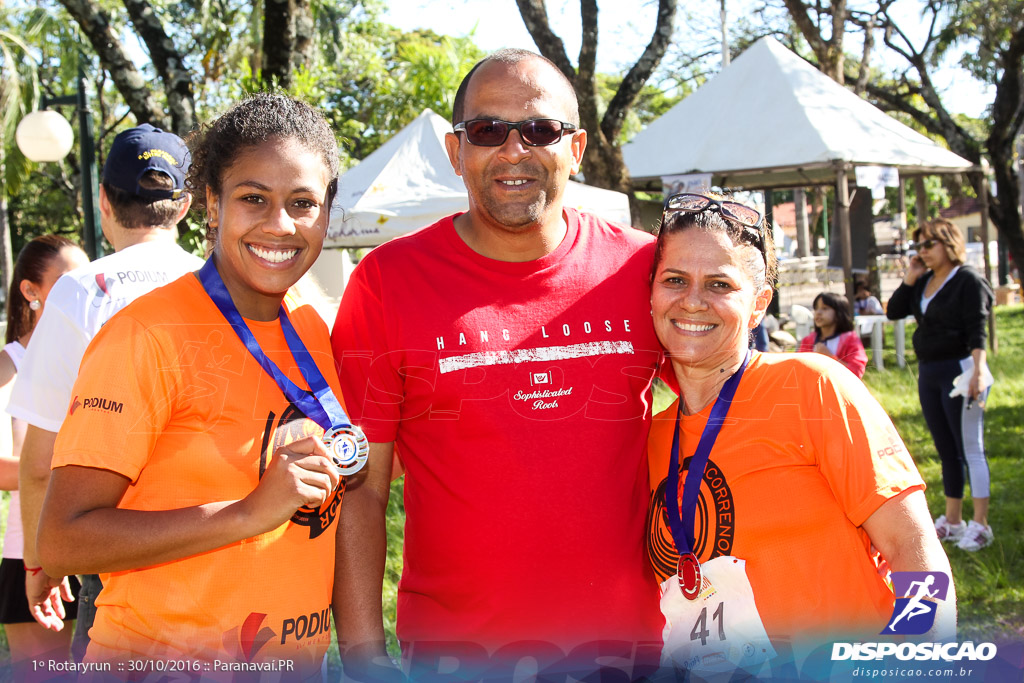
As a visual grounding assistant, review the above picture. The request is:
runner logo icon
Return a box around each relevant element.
[882,571,950,635]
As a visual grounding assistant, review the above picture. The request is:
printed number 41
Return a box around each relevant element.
[690,602,725,646]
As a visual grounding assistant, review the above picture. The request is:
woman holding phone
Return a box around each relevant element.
[887,219,995,551]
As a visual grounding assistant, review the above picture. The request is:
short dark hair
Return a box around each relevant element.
[103,171,186,230]
[812,291,855,336]
[186,94,340,243]
[652,200,778,291]
[452,49,580,127]
[6,234,80,344]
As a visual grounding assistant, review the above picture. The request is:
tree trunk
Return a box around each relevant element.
[782,0,846,83]
[263,0,315,89]
[984,24,1024,285]
[876,20,1024,285]
[0,125,11,294]
[0,170,12,295]
[57,0,169,129]
[863,193,880,295]
[122,0,195,134]
[852,14,874,96]
[794,188,810,257]
[986,151,1024,285]
[516,0,676,227]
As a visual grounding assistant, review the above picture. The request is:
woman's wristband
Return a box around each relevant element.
[23,563,43,576]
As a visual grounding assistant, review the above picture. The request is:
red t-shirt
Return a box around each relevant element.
[333,210,665,654]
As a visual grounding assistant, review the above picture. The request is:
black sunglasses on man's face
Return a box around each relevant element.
[453,118,577,147]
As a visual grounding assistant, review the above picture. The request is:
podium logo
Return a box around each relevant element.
[882,571,950,635]
[68,395,122,416]
[222,612,275,662]
[95,273,112,295]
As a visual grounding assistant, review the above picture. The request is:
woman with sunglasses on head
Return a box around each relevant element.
[35,95,354,676]
[0,235,87,676]
[798,291,868,378]
[646,193,953,676]
[887,219,995,552]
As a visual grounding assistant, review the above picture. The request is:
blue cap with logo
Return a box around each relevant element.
[102,123,189,200]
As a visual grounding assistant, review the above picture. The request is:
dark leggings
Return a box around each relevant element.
[918,358,990,499]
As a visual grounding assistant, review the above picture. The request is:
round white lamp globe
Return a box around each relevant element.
[15,110,74,162]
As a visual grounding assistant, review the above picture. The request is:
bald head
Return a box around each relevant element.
[452,49,580,127]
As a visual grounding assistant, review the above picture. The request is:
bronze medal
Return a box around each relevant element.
[677,552,702,600]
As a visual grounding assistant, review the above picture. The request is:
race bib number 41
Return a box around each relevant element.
[660,555,777,674]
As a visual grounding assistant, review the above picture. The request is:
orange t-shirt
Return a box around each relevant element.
[53,273,344,676]
[646,352,925,645]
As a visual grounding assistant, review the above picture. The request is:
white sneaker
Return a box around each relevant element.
[934,515,966,543]
[956,521,994,551]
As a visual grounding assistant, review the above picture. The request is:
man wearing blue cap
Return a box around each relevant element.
[10,124,203,659]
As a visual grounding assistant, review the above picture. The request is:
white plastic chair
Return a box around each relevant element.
[790,304,813,342]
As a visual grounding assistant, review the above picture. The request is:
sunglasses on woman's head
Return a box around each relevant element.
[453,118,577,147]
[662,192,767,256]
[662,193,764,229]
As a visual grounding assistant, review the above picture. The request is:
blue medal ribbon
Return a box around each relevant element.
[665,350,750,557]
[196,258,351,432]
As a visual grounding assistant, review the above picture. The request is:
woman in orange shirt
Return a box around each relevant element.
[36,95,358,677]
[647,193,953,675]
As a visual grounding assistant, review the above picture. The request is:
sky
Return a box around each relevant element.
[380,0,995,119]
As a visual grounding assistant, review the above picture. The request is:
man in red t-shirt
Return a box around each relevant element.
[332,49,664,680]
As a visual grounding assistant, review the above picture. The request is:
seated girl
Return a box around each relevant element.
[799,291,868,377]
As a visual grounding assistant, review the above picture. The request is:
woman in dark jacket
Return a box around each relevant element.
[888,218,995,552]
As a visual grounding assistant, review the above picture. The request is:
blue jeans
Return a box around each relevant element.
[72,573,102,662]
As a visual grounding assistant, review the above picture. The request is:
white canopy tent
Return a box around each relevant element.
[327,109,632,247]
[623,36,973,190]
[622,36,974,304]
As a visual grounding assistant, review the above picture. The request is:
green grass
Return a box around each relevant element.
[383,478,405,658]
[3,308,1021,674]
[325,478,405,677]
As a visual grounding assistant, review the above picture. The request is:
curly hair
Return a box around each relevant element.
[186,94,340,239]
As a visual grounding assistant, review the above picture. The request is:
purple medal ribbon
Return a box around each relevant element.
[665,350,750,598]
[196,258,349,432]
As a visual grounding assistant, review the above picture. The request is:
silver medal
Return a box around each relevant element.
[322,426,369,476]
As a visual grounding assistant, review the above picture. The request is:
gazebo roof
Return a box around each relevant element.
[623,36,973,189]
